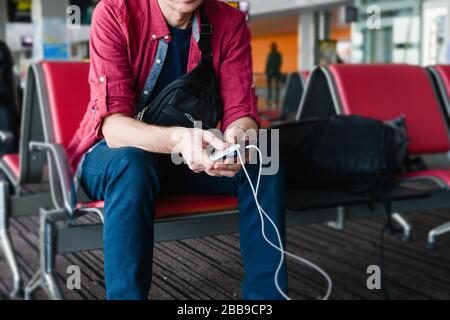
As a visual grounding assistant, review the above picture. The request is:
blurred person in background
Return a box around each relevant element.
[265,42,282,109]
[0,41,19,156]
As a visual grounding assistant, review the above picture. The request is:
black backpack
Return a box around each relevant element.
[277,115,409,233]
[277,115,409,193]
[136,5,222,130]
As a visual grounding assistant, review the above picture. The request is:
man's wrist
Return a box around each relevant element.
[165,126,190,154]
[140,125,182,154]
[225,117,259,144]
[226,117,258,131]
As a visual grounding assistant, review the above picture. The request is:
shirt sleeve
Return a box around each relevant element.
[89,2,135,138]
[219,13,260,131]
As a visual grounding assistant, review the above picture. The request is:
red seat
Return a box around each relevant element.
[324,64,450,188]
[259,110,281,119]
[41,61,239,218]
[259,118,272,128]
[258,110,282,128]
[0,154,20,181]
[41,62,91,148]
[300,70,310,84]
[401,169,450,187]
[433,65,450,100]
[79,194,238,219]
[328,64,450,155]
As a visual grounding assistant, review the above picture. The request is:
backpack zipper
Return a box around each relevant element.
[185,113,197,126]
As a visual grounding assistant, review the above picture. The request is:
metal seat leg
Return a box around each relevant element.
[24,269,41,300]
[43,272,62,300]
[428,221,450,248]
[0,178,23,298]
[0,230,23,298]
[392,213,412,241]
[25,269,62,300]
[25,210,63,300]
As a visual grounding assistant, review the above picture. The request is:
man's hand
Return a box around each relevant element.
[174,128,239,177]
[211,117,259,177]
[102,114,258,178]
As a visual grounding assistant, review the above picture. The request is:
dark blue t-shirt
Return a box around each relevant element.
[148,25,192,103]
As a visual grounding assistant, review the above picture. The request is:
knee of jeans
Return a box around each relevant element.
[114,147,160,190]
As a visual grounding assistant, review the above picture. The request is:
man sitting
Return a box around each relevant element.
[68,0,288,300]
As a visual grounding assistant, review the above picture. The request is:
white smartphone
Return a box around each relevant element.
[209,144,241,162]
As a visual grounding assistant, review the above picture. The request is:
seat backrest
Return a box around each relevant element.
[281,72,303,119]
[16,65,47,184]
[297,67,337,120]
[11,62,89,185]
[430,65,450,108]
[39,61,90,147]
[34,62,90,205]
[326,64,449,155]
[434,65,450,99]
[300,70,310,85]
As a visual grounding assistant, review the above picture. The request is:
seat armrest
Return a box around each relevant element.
[29,141,77,217]
[0,130,13,144]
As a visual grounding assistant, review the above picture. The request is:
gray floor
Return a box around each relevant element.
[1,209,450,300]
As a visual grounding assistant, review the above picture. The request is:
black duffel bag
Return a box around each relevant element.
[276,115,409,193]
[136,5,222,130]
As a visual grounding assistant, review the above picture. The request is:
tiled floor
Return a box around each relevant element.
[1,210,450,300]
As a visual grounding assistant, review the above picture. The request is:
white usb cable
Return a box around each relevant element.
[237,145,333,300]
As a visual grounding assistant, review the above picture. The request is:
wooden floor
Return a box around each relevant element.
[1,209,450,300]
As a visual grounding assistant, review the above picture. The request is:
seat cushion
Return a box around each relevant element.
[79,194,238,220]
[401,169,450,187]
[0,153,20,184]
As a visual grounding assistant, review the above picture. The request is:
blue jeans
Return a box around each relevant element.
[81,141,288,300]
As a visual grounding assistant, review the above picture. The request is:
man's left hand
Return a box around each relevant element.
[210,117,259,177]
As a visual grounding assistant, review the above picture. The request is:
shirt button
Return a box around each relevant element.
[99,76,105,83]
[152,34,157,39]
[156,59,162,64]
[164,35,169,40]
[144,90,149,95]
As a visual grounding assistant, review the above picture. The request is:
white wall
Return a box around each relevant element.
[6,23,34,52]
[298,12,315,70]
[422,0,450,64]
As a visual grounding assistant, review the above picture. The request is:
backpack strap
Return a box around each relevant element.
[198,5,213,60]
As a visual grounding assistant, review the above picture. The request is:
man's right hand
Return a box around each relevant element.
[173,127,238,177]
